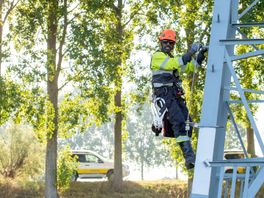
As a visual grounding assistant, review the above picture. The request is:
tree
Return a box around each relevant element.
[0,77,24,125]
[10,1,96,197]
[0,0,20,75]
[0,124,44,179]
[57,145,78,192]
[0,1,23,128]
[126,103,174,180]
[68,0,160,191]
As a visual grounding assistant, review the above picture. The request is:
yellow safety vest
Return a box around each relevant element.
[151,51,195,87]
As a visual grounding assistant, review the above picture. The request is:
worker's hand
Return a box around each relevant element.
[189,43,202,55]
[197,47,208,65]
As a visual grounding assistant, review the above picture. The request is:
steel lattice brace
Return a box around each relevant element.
[191,0,264,197]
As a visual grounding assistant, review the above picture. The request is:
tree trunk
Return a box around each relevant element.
[45,1,58,197]
[187,177,193,197]
[140,153,144,180]
[0,0,3,76]
[113,89,123,191]
[247,127,255,157]
[175,161,178,179]
[112,0,123,192]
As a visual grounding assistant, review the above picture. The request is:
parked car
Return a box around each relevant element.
[71,150,129,181]
[224,150,245,174]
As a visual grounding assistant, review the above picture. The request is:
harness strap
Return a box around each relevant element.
[152,70,173,75]
[176,135,190,142]
[152,82,174,88]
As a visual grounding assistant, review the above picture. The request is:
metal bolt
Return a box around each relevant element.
[217,14,220,23]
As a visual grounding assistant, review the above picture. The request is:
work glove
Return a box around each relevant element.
[189,43,202,55]
[182,43,204,65]
[197,47,208,65]
[181,52,192,65]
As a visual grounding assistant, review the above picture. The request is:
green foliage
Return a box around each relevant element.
[59,95,90,138]
[0,124,44,179]
[0,77,24,125]
[14,90,57,142]
[57,145,79,192]
[9,0,115,142]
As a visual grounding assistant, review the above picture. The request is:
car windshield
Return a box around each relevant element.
[225,153,244,159]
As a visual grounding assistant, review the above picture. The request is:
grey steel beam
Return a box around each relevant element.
[217,167,225,198]
[240,181,244,197]
[223,173,255,179]
[228,100,264,104]
[192,0,263,197]
[210,160,264,166]
[219,39,264,45]
[230,49,264,61]
[238,0,260,20]
[243,167,251,198]
[230,167,237,198]
[228,87,264,95]
[225,51,264,154]
[247,167,264,197]
[232,22,264,27]
[191,0,236,197]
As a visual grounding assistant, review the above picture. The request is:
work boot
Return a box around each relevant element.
[179,141,195,170]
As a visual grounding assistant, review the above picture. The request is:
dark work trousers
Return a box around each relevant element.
[153,86,193,139]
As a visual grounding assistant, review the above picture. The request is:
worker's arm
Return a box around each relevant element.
[180,43,208,73]
[151,51,181,71]
[151,45,207,73]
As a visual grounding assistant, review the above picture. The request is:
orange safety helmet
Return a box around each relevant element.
[159,29,176,42]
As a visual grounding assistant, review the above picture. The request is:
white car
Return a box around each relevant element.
[224,150,245,174]
[71,150,129,181]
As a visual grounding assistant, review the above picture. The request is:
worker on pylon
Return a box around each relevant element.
[150,29,207,169]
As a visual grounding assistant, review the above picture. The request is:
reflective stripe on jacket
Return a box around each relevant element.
[151,51,195,87]
[151,51,195,73]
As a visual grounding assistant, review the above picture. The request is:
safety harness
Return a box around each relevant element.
[151,48,205,137]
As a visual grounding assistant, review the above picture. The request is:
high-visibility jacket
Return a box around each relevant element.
[151,51,196,88]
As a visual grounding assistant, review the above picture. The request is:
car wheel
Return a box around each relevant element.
[71,172,78,182]
[225,169,233,173]
[107,169,114,181]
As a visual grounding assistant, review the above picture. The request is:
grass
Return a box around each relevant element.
[0,178,44,198]
[61,180,188,198]
[0,179,187,198]
[2,178,263,198]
